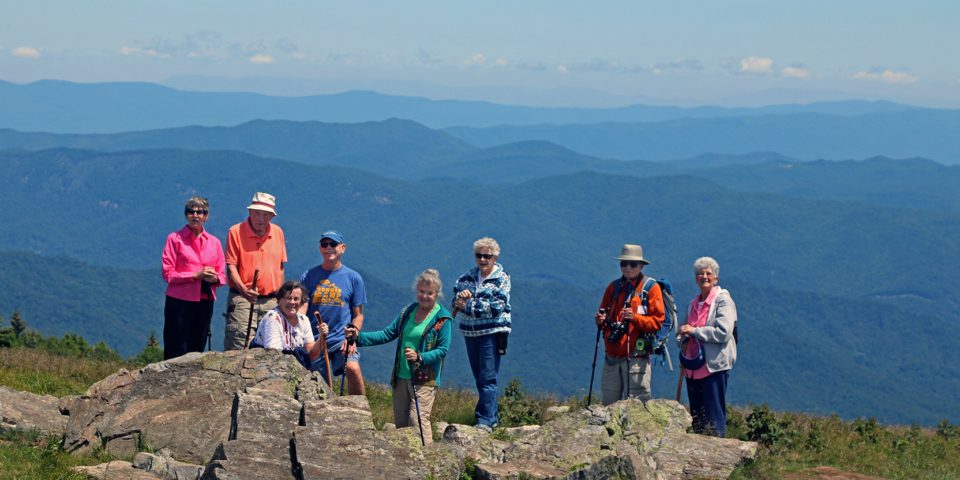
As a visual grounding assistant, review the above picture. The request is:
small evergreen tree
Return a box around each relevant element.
[132,331,163,366]
[10,310,26,338]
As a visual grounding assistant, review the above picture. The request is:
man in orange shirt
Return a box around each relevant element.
[594,244,665,405]
[223,192,288,350]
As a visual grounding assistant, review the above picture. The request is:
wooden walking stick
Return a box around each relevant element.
[243,269,261,349]
[313,311,333,388]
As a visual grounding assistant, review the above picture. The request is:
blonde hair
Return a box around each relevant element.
[413,268,443,298]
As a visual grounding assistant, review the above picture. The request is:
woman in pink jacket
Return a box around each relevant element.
[161,197,226,359]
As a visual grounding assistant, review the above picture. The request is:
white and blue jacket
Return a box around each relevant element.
[452,263,511,337]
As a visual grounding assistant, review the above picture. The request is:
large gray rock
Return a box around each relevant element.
[470,399,758,480]
[0,385,68,436]
[49,352,753,479]
[61,350,329,463]
[207,394,463,480]
[134,451,204,480]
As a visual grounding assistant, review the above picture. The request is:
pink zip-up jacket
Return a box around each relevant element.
[161,225,226,301]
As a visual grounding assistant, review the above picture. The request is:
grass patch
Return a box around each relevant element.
[0,431,109,480]
[728,405,960,480]
[0,347,126,397]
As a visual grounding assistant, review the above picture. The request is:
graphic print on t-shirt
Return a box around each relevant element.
[311,279,345,307]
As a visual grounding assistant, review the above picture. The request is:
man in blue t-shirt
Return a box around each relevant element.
[300,230,368,394]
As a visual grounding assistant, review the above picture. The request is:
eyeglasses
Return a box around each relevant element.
[619,261,642,268]
[475,253,495,260]
[319,240,340,249]
[185,209,208,216]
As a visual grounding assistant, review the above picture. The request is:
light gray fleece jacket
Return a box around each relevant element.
[678,287,737,373]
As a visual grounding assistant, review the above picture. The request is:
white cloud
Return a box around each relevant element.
[739,56,774,74]
[557,64,570,74]
[249,54,274,64]
[463,53,486,66]
[12,46,41,58]
[119,46,160,57]
[781,65,810,79]
[853,69,918,84]
[495,58,508,67]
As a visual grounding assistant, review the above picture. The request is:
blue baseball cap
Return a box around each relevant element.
[679,336,706,370]
[319,230,345,244]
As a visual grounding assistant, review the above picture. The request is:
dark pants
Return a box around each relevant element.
[686,370,729,437]
[464,334,501,427]
[163,296,214,360]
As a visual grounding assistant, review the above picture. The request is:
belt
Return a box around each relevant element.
[229,288,275,299]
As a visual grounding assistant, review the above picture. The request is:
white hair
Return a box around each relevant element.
[693,257,720,277]
[473,237,500,256]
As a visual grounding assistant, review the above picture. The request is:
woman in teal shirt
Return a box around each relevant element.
[346,268,453,445]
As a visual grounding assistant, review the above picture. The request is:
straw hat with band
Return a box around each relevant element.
[614,244,650,265]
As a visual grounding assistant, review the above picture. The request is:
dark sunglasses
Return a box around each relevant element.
[475,253,495,260]
[319,240,341,248]
[619,260,642,268]
[185,209,208,215]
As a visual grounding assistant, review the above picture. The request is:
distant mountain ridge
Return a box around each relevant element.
[444,110,960,164]
[2,121,958,212]
[0,118,476,176]
[0,79,932,133]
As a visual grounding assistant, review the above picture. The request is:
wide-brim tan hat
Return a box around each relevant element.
[247,192,277,216]
[615,244,650,264]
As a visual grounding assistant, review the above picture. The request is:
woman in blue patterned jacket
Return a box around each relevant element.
[452,237,511,432]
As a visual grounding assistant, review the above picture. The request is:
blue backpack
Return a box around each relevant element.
[639,277,678,371]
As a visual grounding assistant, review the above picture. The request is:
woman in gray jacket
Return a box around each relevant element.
[678,256,737,437]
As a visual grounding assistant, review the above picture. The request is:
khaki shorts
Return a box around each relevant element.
[600,354,651,405]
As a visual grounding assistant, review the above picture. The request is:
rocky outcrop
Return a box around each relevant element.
[18,350,756,479]
[446,400,757,480]
[60,349,330,463]
[0,385,68,436]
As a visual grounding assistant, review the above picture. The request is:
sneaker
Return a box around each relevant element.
[475,424,493,433]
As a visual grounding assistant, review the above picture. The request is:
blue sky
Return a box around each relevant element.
[2,1,958,107]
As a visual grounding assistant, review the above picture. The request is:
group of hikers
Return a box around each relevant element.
[161,192,737,442]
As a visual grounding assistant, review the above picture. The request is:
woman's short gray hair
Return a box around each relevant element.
[473,237,500,256]
[693,257,720,277]
[413,268,443,298]
[185,196,209,211]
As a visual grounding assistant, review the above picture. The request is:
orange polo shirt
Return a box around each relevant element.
[225,220,287,295]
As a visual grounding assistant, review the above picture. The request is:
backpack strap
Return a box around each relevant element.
[638,276,657,308]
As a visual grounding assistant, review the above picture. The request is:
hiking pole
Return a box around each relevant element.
[340,325,356,396]
[409,361,426,447]
[313,312,333,388]
[206,328,212,352]
[243,269,261,349]
[587,310,605,406]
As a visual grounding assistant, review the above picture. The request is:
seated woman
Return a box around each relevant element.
[252,280,328,368]
[346,269,452,445]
